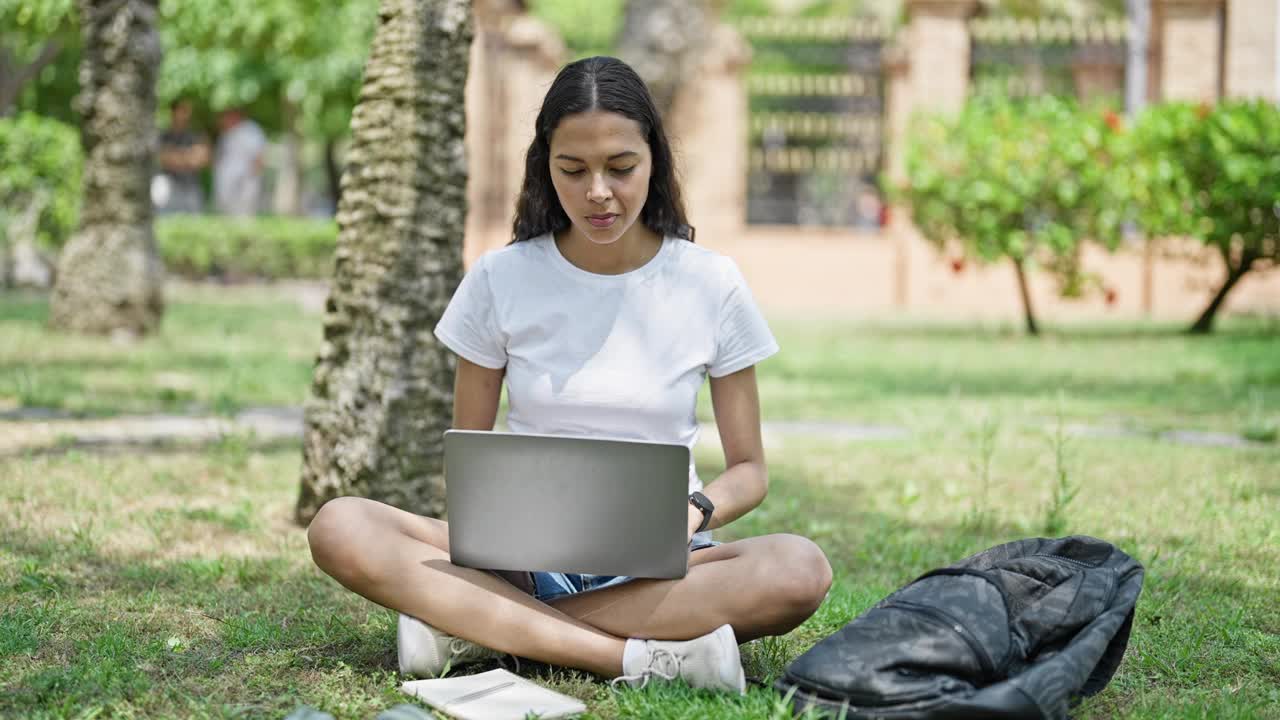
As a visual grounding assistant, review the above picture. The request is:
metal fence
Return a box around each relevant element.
[969,18,1127,101]
[732,15,1127,228]
[737,17,888,228]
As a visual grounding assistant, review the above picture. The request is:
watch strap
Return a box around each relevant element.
[689,491,714,534]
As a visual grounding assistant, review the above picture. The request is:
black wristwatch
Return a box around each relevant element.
[688,491,714,534]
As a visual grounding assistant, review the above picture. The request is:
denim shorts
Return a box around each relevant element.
[528,538,721,603]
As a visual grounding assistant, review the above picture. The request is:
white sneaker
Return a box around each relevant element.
[397,613,502,678]
[613,624,746,694]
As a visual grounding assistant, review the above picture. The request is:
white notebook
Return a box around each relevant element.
[400,668,586,720]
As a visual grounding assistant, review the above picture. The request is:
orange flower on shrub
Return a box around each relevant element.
[1103,110,1123,133]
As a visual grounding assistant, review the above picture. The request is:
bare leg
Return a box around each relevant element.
[307,498,833,675]
[549,534,833,643]
[307,497,627,677]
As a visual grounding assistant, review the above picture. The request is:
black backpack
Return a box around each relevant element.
[774,536,1144,719]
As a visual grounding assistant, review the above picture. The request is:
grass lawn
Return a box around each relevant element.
[0,285,319,417]
[2,284,1278,719]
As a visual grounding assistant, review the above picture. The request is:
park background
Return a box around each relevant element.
[2,0,1279,718]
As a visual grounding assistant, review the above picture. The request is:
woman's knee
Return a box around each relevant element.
[766,534,834,617]
[306,496,374,582]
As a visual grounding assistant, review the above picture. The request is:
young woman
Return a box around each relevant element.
[306,56,832,695]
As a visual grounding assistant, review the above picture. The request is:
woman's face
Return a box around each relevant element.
[548,110,653,247]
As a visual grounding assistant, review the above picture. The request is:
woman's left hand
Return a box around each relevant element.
[687,504,704,544]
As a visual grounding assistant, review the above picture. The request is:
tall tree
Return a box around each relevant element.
[0,0,76,117]
[296,0,472,524]
[49,0,163,335]
[615,0,710,117]
[905,95,1131,335]
[1131,101,1280,334]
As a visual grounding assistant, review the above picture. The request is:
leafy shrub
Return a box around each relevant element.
[1131,100,1280,333]
[0,112,82,248]
[902,94,1132,334]
[155,214,337,279]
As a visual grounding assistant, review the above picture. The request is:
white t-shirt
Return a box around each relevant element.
[434,233,779,497]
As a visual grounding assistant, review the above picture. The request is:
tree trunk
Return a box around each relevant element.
[1013,256,1039,335]
[49,0,164,336]
[615,0,710,117]
[296,0,472,525]
[1188,253,1252,335]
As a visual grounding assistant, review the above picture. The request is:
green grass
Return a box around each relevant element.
[1,285,1278,718]
[6,285,1279,440]
[713,315,1280,436]
[0,285,318,417]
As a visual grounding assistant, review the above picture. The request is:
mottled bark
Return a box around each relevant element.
[49,0,163,335]
[615,0,711,117]
[296,0,472,524]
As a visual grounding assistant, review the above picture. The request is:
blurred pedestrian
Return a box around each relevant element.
[213,108,267,216]
[155,98,210,214]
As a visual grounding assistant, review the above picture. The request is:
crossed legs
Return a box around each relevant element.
[306,496,833,678]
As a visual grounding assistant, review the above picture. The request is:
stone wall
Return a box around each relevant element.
[1154,0,1224,102]
[699,227,1280,321]
[1224,0,1279,99]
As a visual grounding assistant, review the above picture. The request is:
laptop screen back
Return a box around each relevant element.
[444,430,692,579]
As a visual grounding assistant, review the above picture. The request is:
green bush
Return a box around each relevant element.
[0,112,82,248]
[155,215,337,279]
[1131,100,1280,333]
[902,94,1132,334]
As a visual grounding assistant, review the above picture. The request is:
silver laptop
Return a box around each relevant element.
[444,429,692,579]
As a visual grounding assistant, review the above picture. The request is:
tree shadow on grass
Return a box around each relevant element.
[1,351,310,418]
[0,521,398,714]
[0,350,305,376]
[2,483,1275,718]
[5,436,303,461]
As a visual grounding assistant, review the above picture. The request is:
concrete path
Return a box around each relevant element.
[0,407,303,456]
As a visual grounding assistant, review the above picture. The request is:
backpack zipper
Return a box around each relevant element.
[1032,553,1097,569]
[883,600,997,679]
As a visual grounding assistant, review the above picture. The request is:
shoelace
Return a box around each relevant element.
[448,636,521,673]
[448,637,484,659]
[610,648,681,690]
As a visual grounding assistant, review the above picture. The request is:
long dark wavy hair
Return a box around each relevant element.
[510,56,694,244]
